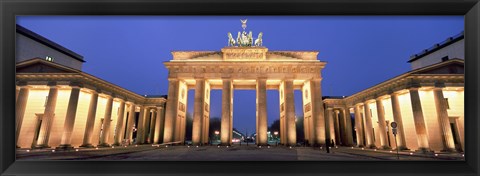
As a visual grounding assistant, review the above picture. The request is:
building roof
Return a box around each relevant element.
[345,58,464,101]
[16,24,85,63]
[16,58,167,102]
[407,31,464,63]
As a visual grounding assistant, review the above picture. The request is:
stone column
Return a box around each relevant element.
[203,112,210,144]
[333,110,341,145]
[284,79,296,146]
[363,101,376,148]
[163,79,179,143]
[99,95,114,147]
[143,110,152,143]
[16,86,20,103]
[192,79,205,145]
[136,106,146,144]
[354,104,365,147]
[343,107,354,146]
[125,103,136,143]
[409,88,431,151]
[113,99,126,146]
[154,106,165,144]
[221,79,233,145]
[15,84,29,146]
[375,97,389,149]
[35,83,58,148]
[390,92,408,150]
[433,84,456,152]
[325,108,333,146]
[57,84,81,150]
[256,78,268,146]
[80,90,98,148]
[148,110,157,144]
[311,79,325,146]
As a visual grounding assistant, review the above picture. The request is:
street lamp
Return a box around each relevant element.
[274,131,279,146]
[214,130,220,144]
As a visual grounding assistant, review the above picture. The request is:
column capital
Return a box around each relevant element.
[221,77,232,81]
[168,78,179,82]
[311,77,323,82]
[69,81,83,88]
[375,95,388,101]
[434,81,446,88]
[47,81,57,87]
[257,77,268,81]
[16,81,28,87]
[102,93,113,99]
[364,99,375,104]
[406,81,421,89]
[114,98,126,103]
[194,77,205,81]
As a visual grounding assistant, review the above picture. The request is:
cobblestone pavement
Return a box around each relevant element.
[16,145,465,161]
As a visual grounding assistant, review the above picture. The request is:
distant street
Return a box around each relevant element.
[16,145,464,161]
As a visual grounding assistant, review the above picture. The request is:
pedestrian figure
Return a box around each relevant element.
[331,139,335,147]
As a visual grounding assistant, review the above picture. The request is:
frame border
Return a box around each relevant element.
[1,0,479,176]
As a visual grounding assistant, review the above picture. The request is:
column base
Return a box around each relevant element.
[55,144,75,151]
[440,148,457,153]
[33,144,51,149]
[97,143,111,147]
[415,148,434,154]
[366,144,377,149]
[395,146,409,151]
[79,144,95,148]
[380,146,392,150]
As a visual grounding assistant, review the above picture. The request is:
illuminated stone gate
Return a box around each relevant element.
[163,47,328,146]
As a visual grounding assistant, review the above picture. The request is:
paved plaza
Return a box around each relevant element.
[16,144,465,161]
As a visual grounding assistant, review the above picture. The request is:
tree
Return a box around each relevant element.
[268,119,280,133]
[208,117,221,140]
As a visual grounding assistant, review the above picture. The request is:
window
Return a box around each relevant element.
[45,56,54,62]
[441,56,449,62]
[445,98,450,109]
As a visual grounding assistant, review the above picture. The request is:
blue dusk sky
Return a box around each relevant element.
[16,16,464,134]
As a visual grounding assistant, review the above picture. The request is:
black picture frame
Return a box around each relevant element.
[1,0,479,176]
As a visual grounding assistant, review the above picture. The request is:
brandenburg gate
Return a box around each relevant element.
[162,20,327,146]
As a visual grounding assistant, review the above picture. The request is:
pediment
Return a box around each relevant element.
[16,58,80,73]
[412,59,464,75]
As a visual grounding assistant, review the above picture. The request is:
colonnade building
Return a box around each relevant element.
[15,25,167,149]
[324,32,465,152]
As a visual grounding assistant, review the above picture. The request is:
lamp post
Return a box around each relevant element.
[274,131,279,146]
[214,130,220,144]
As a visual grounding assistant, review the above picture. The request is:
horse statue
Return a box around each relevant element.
[227,32,236,46]
[248,31,253,46]
[255,32,263,46]
[236,31,242,46]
